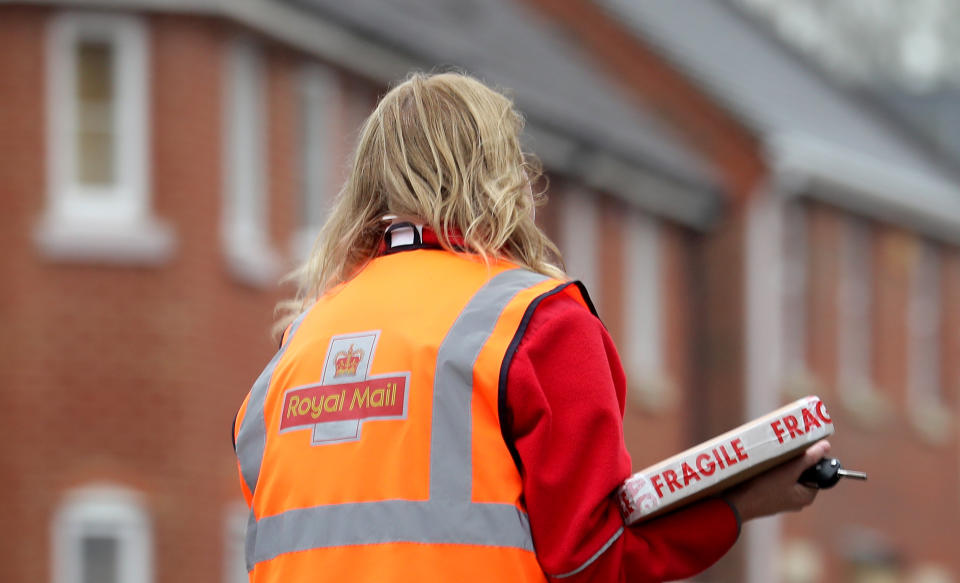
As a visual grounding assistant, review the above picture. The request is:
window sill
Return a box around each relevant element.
[907,401,953,446]
[780,367,824,401]
[224,237,283,289]
[290,228,321,262]
[838,382,893,430]
[34,213,175,266]
[628,372,675,414]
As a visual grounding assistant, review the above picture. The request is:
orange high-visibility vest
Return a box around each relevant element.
[234,249,591,582]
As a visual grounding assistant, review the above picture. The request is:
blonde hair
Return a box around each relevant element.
[277,71,565,333]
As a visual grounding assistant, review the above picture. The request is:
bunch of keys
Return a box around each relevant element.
[798,457,868,489]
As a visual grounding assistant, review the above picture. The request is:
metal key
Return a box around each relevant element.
[798,457,868,489]
[837,467,868,481]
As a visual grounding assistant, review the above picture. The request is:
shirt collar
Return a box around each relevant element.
[379,221,465,255]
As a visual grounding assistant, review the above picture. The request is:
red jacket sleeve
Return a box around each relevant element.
[504,291,739,582]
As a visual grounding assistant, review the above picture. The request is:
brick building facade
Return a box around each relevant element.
[1,2,958,583]
[529,1,960,581]
[0,2,718,582]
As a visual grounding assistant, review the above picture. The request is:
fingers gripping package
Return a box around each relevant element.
[618,396,835,525]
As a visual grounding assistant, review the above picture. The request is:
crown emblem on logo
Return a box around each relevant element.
[334,344,363,377]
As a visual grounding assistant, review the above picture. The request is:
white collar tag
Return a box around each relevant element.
[385,222,424,248]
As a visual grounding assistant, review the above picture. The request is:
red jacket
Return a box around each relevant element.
[503,283,739,582]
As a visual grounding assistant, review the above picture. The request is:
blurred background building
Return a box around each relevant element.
[0,1,958,582]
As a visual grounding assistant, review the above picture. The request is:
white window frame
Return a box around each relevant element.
[907,240,952,443]
[837,216,876,396]
[52,484,153,583]
[38,11,173,265]
[908,241,942,406]
[558,185,600,303]
[622,210,671,410]
[224,503,249,583]
[781,201,809,378]
[223,36,280,287]
[292,63,339,260]
[836,215,892,427]
[779,200,819,398]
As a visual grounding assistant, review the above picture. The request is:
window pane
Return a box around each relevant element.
[226,40,265,239]
[781,202,808,375]
[909,242,941,404]
[559,187,600,302]
[625,210,660,379]
[300,74,331,232]
[75,40,115,186]
[82,535,118,583]
[839,217,873,389]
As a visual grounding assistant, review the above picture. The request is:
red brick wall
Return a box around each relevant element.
[874,227,912,404]
[0,9,306,582]
[521,0,765,442]
[0,7,52,583]
[622,221,701,467]
[806,204,840,386]
[695,206,749,583]
[9,5,957,583]
[695,207,749,439]
[1,8,717,582]
[265,44,298,256]
[537,183,706,476]
[942,250,960,413]
[596,194,626,343]
[662,223,696,442]
[533,173,561,247]
[781,202,960,581]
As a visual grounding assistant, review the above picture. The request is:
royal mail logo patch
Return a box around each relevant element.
[279,331,410,445]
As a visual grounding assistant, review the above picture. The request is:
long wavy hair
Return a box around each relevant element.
[276,71,565,334]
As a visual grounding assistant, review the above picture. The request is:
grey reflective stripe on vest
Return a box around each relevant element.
[240,268,550,570]
[430,268,548,501]
[236,311,310,496]
[251,499,533,556]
